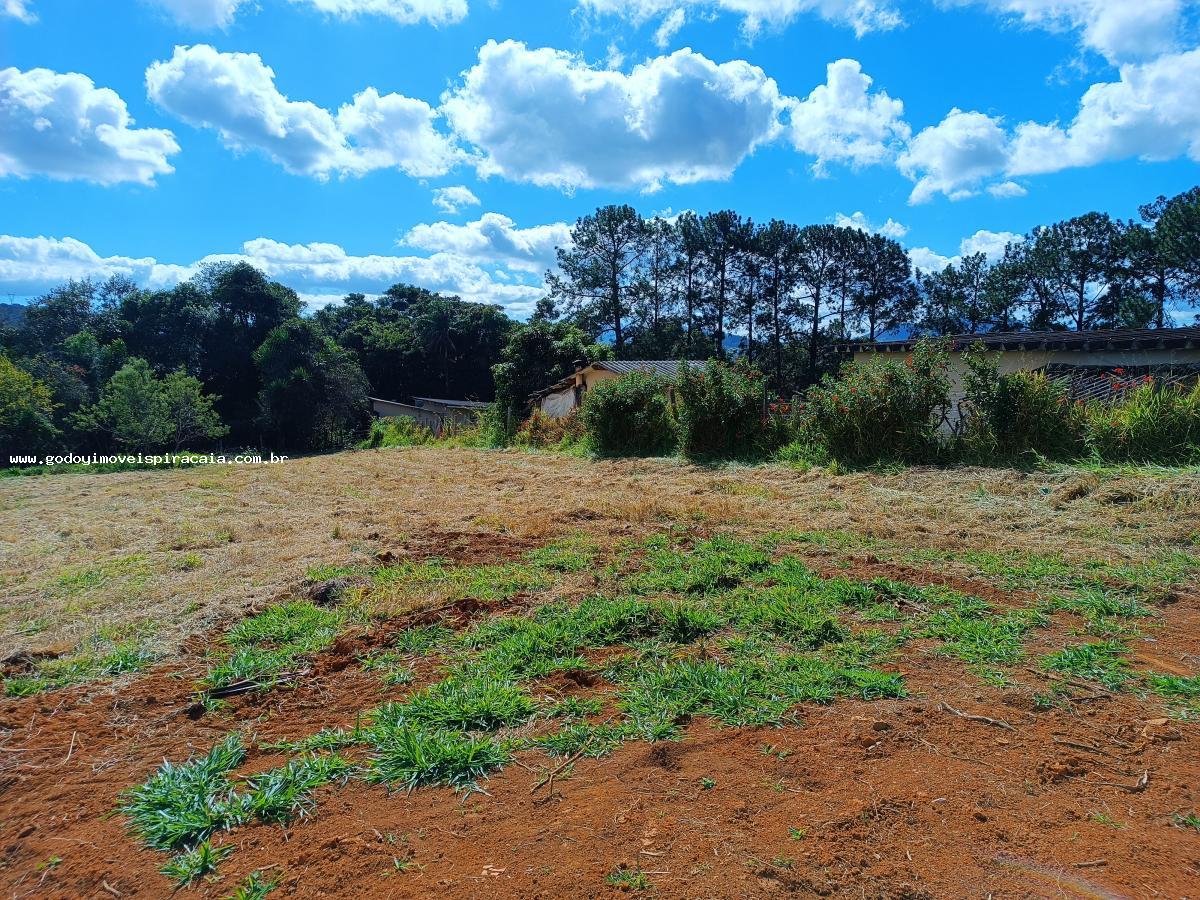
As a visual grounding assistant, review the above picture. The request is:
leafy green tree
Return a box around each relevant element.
[491,319,611,425]
[317,287,511,402]
[72,358,168,449]
[198,262,303,439]
[73,358,227,451]
[548,204,648,353]
[916,253,1001,335]
[161,370,229,450]
[1155,187,1200,298]
[1124,191,1200,326]
[0,354,59,456]
[254,320,371,452]
[793,225,849,382]
[853,233,915,342]
[699,210,752,358]
[1008,213,1123,330]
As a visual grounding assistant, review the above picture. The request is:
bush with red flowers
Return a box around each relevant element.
[794,340,952,465]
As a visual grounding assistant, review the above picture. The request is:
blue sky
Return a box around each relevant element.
[2,0,1198,315]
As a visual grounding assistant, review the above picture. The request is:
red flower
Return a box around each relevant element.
[1113,367,1126,375]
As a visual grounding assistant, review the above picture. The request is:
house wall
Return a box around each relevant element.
[851,347,1200,428]
[371,399,447,434]
[417,401,484,430]
[537,366,622,419]
[539,389,577,418]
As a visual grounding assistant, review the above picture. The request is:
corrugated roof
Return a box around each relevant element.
[412,396,492,409]
[844,326,1200,354]
[594,360,702,377]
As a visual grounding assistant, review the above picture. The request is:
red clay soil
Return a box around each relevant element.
[3,594,1200,898]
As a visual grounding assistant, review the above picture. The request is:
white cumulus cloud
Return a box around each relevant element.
[1008,48,1200,176]
[145,0,247,28]
[576,0,902,38]
[145,44,458,179]
[401,213,572,273]
[440,39,788,192]
[0,232,550,315]
[788,58,909,172]
[937,0,1182,63]
[145,0,467,28]
[0,67,179,186]
[833,211,908,239]
[431,185,481,213]
[2,0,36,22]
[908,229,1023,273]
[899,48,1200,202]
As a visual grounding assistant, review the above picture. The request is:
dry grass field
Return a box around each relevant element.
[2,448,1200,898]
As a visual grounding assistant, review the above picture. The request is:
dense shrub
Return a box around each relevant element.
[579,372,677,457]
[675,360,770,460]
[514,409,585,449]
[363,417,435,448]
[796,341,951,465]
[1083,381,1200,463]
[0,354,59,455]
[958,350,1084,461]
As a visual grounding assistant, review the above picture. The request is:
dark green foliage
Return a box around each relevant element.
[315,286,513,408]
[71,358,228,451]
[254,319,371,452]
[491,319,611,426]
[579,371,677,457]
[674,359,770,460]
[363,417,435,448]
[0,354,59,454]
[959,348,1084,461]
[1081,382,1200,463]
[797,340,951,465]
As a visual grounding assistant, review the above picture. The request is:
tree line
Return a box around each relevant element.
[2,185,1198,457]
[546,187,1200,389]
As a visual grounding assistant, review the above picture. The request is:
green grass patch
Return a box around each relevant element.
[1041,640,1133,691]
[202,601,344,692]
[227,870,281,900]
[532,722,631,758]
[4,632,156,697]
[373,678,537,732]
[159,839,233,886]
[365,725,511,790]
[525,534,600,572]
[120,734,247,852]
[240,753,353,823]
[52,554,152,596]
